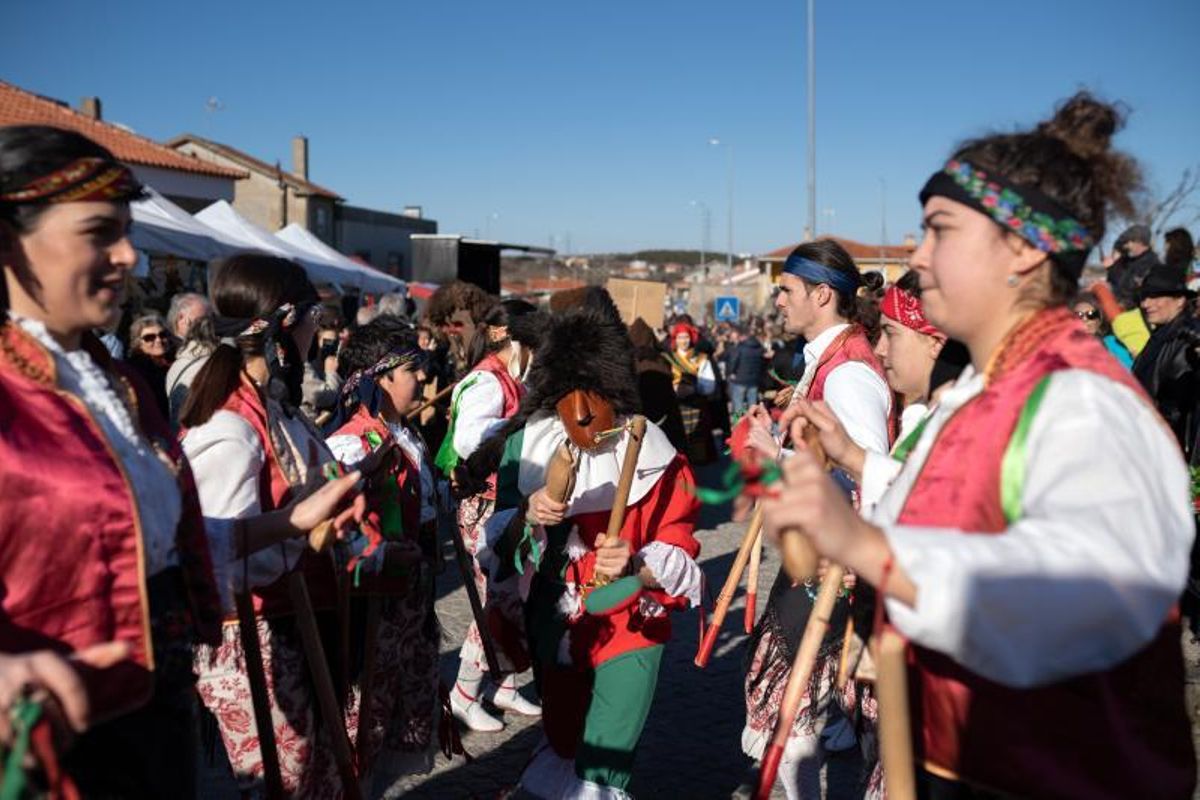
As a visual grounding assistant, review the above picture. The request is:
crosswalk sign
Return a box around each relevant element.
[714,296,740,322]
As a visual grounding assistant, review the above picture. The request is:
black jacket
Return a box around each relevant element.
[1108,250,1161,309]
[1133,311,1200,464]
[726,337,765,386]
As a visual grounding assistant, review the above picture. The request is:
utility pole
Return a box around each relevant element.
[806,0,816,241]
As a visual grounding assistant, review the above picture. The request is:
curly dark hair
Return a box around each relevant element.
[423,280,496,327]
[949,91,1143,303]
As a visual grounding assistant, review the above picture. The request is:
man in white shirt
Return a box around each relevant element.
[739,240,891,800]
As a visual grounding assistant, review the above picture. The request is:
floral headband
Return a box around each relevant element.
[340,348,422,398]
[919,158,1094,277]
[0,157,144,204]
[880,286,943,340]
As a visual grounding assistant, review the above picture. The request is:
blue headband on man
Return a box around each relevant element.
[782,253,861,296]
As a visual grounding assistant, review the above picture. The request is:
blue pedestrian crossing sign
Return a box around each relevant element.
[714,296,740,321]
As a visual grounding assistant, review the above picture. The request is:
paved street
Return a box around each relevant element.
[388,461,866,799]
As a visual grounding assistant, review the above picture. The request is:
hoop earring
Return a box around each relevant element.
[1006,275,1019,288]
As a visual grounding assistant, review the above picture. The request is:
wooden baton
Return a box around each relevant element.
[694,505,763,668]
[754,564,844,800]
[744,524,764,634]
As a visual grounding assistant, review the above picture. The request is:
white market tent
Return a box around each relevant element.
[276,223,404,295]
[130,188,243,262]
[195,201,366,292]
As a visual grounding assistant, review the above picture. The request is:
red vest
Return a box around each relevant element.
[0,323,221,721]
[806,324,897,444]
[470,353,524,499]
[895,309,1195,798]
[331,407,422,540]
[218,376,338,616]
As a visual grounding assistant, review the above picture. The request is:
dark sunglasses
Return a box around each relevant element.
[140,331,170,343]
[1074,309,1100,321]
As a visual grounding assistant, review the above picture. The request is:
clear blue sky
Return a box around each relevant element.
[6,0,1199,255]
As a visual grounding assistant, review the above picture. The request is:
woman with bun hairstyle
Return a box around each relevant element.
[436,298,544,732]
[765,93,1196,797]
[180,253,369,796]
[0,126,361,796]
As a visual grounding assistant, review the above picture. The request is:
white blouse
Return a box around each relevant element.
[874,366,1193,688]
[183,400,334,611]
[15,316,181,576]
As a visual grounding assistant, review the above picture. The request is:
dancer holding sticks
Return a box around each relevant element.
[760,92,1196,799]
[323,315,443,790]
[738,239,893,800]
[460,306,703,798]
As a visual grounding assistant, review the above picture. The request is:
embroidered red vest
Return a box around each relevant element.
[895,309,1195,798]
[219,377,338,616]
[332,407,421,541]
[0,323,221,721]
[806,325,897,444]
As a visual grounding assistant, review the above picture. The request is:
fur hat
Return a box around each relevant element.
[521,307,641,416]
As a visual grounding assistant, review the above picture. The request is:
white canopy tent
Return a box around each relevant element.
[130,187,243,262]
[195,201,364,291]
[276,223,404,294]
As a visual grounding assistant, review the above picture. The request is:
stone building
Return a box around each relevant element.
[168,134,436,276]
[168,133,341,242]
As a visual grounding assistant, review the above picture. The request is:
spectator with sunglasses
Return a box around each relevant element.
[126,312,175,418]
[1072,290,1133,368]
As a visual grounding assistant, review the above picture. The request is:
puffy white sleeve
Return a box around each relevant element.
[452,371,507,459]
[638,541,703,606]
[882,370,1194,688]
[821,361,891,455]
[183,410,304,597]
[860,451,904,513]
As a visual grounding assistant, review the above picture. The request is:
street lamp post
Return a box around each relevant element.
[806,0,816,241]
[708,138,734,272]
[689,200,711,274]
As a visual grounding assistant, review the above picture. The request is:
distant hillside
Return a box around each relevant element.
[601,249,731,266]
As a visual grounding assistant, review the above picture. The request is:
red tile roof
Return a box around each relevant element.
[761,236,914,262]
[0,81,245,179]
[167,133,342,200]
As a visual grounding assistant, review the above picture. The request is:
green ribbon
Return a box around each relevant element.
[688,459,783,505]
[513,522,543,576]
[769,368,798,387]
[1,697,43,800]
[1000,374,1052,525]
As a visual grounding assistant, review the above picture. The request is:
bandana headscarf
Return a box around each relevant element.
[0,157,144,205]
[880,286,944,340]
[781,253,862,296]
[215,303,312,407]
[324,346,424,434]
[919,158,1095,278]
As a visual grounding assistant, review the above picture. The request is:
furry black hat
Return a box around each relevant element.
[453,306,640,499]
[521,306,640,416]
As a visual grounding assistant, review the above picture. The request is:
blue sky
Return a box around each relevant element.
[6,0,1199,254]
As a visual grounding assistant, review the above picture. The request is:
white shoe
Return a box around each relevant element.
[451,684,504,732]
[490,684,542,717]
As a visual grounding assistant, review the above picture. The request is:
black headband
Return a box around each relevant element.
[920,158,1095,278]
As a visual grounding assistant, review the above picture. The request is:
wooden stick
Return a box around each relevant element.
[744,525,764,634]
[694,506,763,668]
[404,381,457,421]
[287,574,363,800]
[599,416,648,550]
[875,627,917,800]
[355,594,383,775]
[233,591,285,800]
[754,564,844,800]
[835,615,856,690]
